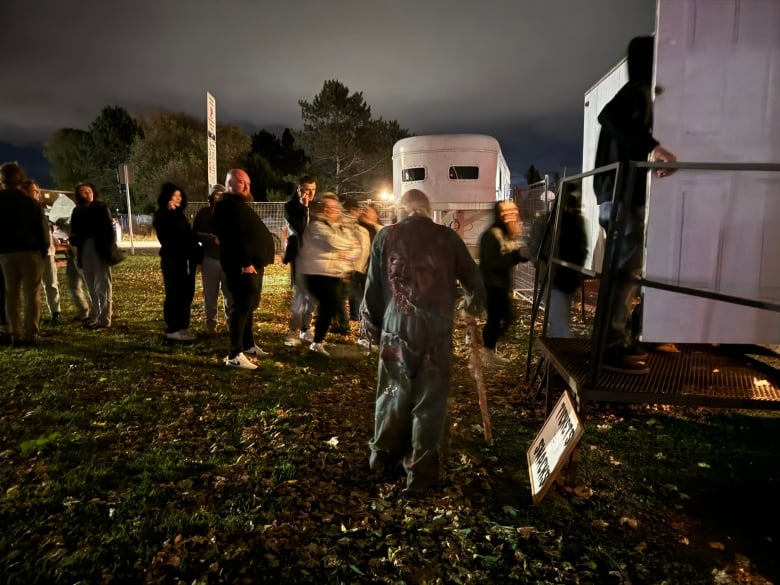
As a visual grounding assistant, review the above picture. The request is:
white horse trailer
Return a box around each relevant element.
[392,134,511,255]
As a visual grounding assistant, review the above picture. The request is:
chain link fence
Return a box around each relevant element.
[513,177,555,302]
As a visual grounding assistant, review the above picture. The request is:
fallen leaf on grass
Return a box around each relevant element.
[678,536,689,545]
[619,516,639,529]
[573,485,594,499]
[708,541,726,550]
[591,520,610,529]
[516,527,536,538]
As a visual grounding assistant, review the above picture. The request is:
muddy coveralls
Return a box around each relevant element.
[361,215,485,490]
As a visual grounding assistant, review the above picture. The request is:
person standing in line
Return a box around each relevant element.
[341,198,370,324]
[282,176,316,346]
[478,199,527,366]
[530,186,588,338]
[22,179,61,325]
[355,202,384,350]
[153,182,202,342]
[296,194,356,357]
[593,35,676,374]
[361,189,486,491]
[0,162,49,346]
[69,182,115,330]
[213,168,275,370]
[358,202,384,240]
[193,184,232,336]
[54,214,91,321]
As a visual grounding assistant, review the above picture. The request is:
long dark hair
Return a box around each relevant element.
[156,182,187,210]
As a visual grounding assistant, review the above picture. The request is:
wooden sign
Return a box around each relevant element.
[527,390,584,504]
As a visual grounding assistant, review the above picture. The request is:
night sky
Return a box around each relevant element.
[1,0,656,185]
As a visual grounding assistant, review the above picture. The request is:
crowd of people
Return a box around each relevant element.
[1,162,561,492]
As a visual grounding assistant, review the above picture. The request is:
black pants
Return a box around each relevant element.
[161,256,195,333]
[0,266,6,328]
[225,268,263,358]
[482,286,512,350]
[347,271,366,321]
[599,204,644,349]
[304,274,340,343]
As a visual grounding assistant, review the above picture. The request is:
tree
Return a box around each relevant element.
[84,106,144,209]
[244,128,308,202]
[525,165,543,186]
[129,111,250,211]
[44,128,90,189]
[295,80,409,198]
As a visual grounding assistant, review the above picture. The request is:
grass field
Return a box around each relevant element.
[1,256,778,584]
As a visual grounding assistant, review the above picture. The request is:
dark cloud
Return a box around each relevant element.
[1,0,655,180]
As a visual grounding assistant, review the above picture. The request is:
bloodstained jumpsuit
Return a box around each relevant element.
[361,214,485,490]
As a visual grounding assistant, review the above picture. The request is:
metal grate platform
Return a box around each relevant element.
[536,338,780,410]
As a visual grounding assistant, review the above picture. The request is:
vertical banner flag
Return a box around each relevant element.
[206,92,217,188]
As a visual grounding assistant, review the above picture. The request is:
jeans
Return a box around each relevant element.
[547,288,574,338]
[599,202,644,348]
[201,255,232,329]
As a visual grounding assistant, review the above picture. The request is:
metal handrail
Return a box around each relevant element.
[537,160,780,388]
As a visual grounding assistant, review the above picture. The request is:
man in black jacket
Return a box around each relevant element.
[0,162,49,345]
[282,175,316,346]
[213,168,275,369]
[593,36,676,375]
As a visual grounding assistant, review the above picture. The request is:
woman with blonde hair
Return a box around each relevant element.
[296,194,355,356]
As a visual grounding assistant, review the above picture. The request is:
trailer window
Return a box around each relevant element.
[449,166,479,180]
[402,167,426,182]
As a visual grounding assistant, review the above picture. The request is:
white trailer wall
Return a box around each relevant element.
[581,60,628,273]
[643,0,780,343]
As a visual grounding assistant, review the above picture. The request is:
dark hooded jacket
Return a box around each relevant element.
[283,193,309,265]
[0,187,49,255]
[530,189,588,294]
[478,202,527,289]
[153,183,201,263]
[70,198,115,265]
[213,192,275,272]
[593,36,659,207]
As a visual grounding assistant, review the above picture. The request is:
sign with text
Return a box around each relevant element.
[526,390,584,505]
[206,91,217,187]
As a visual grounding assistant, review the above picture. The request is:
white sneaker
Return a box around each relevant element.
[243,344,269,357]
[167,329,195,341]
[357,338,371,350]
[309,342,330,357]
[299,330,314,343]
[284,332,302,346]
[225,352,257,370]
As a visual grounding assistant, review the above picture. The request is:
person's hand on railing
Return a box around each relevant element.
[649,145,677,178]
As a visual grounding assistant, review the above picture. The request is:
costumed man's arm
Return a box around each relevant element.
[359,228,388,345]
[455,233,486,318]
